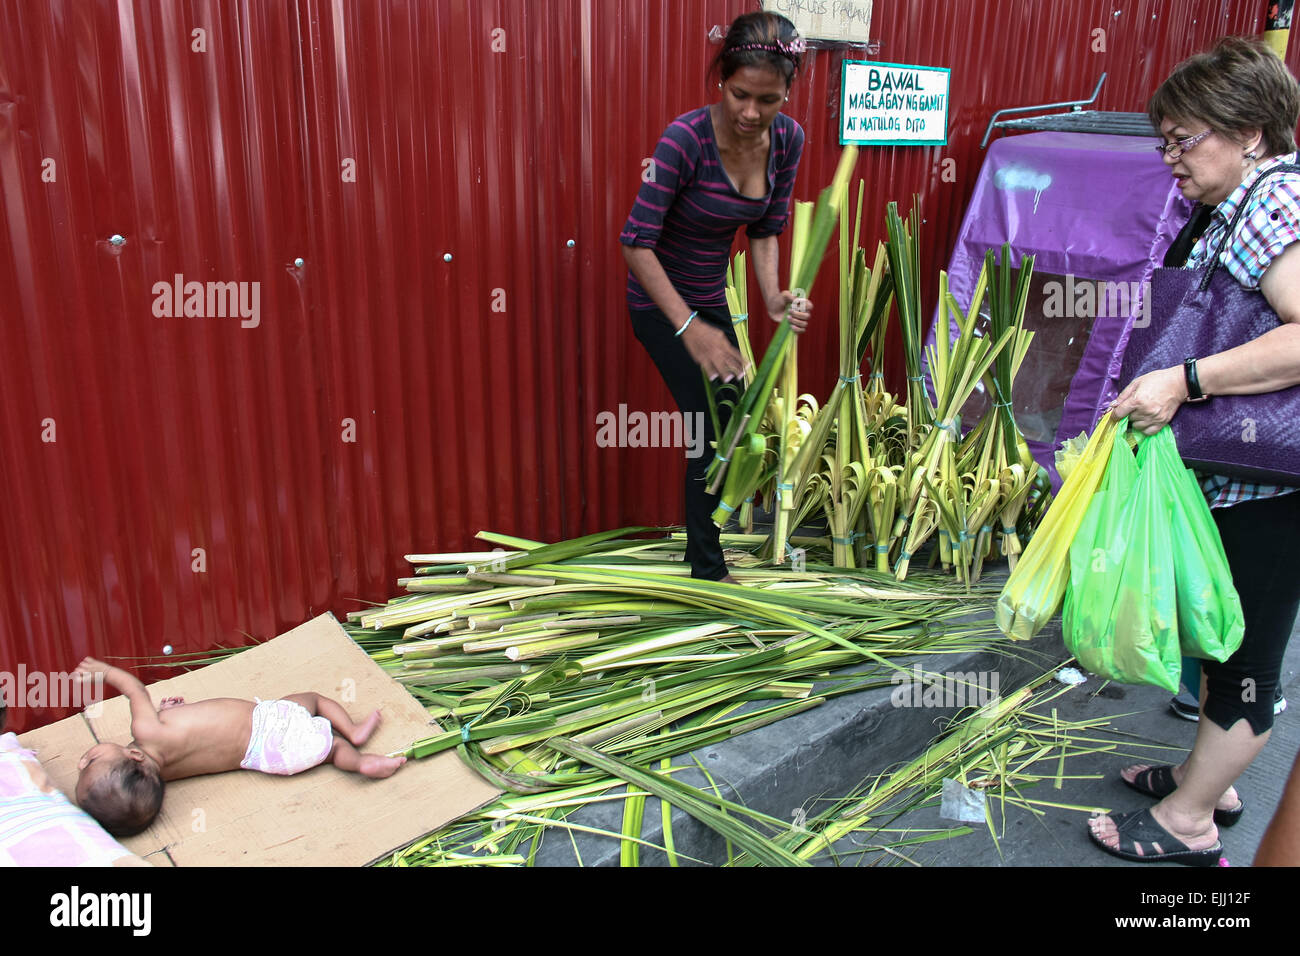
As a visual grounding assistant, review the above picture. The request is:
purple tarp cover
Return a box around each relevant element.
[934,131,1190,485]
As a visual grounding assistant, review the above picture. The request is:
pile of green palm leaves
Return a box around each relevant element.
[373,643,1163,867]
[350,528,998,771]
[338,526,1016,864]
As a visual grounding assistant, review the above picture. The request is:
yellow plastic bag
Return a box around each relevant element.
[1053,431,1089,484]
[996,411,1120,641]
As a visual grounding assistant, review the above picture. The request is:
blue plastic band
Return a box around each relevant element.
[831,535,853,545]
[675,311,698,337]
[981,525,993,534]
[839,373,861,384]
[936,416,961,443]
[717,501,736,514]
[876,544,889,553]
[898,550,912,561]
[460,712,485,741]
[869,372,885,380]
[778,482,794,491]
[731,313,749,324]
[717,453,729,463]
[1002,526,1016,535]
[992,401,1013,408]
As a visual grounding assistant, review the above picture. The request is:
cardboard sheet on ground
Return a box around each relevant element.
[19,613,500,865]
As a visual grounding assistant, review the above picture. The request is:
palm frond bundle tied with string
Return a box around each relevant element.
[706,190,1051,586]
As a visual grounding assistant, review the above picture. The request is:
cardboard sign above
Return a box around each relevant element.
[762,0,872,45]
[840,60,951,146]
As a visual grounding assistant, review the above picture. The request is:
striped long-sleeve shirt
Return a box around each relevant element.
[620,107,805,310]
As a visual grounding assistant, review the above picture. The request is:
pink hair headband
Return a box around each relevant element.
[732,37,807,65]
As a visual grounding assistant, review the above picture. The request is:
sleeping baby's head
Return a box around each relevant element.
[76,742,164,836]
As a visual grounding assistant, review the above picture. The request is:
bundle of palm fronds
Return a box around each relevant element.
[712,195,1051,585]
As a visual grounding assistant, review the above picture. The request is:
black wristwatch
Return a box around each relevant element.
[1183,358,1210,403]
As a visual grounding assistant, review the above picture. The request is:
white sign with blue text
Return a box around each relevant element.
[840,60,950,146]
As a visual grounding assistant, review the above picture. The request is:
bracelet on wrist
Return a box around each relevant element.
[1183,357,1210,403]
[675,310,698,337]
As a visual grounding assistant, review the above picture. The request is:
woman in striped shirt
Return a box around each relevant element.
[620,11,810,583]
[1094,37,1300,865]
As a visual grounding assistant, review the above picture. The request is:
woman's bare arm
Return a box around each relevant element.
[622,245,746,383]
[1197,240,1300,394]
[1255,743,1300,865]
[1113,241,1300,432]
[749,235,811,332]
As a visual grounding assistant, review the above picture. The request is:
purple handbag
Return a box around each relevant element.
[1120,164,1300,485]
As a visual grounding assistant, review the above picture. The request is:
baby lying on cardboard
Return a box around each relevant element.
[73,657,406,836]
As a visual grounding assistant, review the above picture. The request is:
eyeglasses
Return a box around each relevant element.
[1154,129,1213,159]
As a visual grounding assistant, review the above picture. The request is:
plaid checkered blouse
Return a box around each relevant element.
[1182,152,1300,509]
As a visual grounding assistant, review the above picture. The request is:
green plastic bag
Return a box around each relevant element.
[1145,427,1245,662]
[1064,420,1182,692]
[1064,423,1245,689]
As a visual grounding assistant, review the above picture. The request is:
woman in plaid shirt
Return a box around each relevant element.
[1094,38,1300,864]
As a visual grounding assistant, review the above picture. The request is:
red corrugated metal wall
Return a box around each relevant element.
[0,0,1289,731]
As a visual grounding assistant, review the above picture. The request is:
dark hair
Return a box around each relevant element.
[711,11,804,86]
[1149,36,1300,156]
[80,757,164,837]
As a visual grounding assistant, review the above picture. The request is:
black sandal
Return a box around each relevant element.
[1122,765,1245,828]
[1088,808,1223,867]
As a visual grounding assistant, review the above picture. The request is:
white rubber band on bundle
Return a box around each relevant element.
[937,415,961,443]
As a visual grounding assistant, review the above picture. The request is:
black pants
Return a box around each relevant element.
[629,304,738,580]
[1202,489,1300,735]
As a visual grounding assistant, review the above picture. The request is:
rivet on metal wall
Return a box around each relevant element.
[162,644,173,655]
[109,234,126,246]
[443,253,453,262]
[566,239,575,248]
[293,257,304,268]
